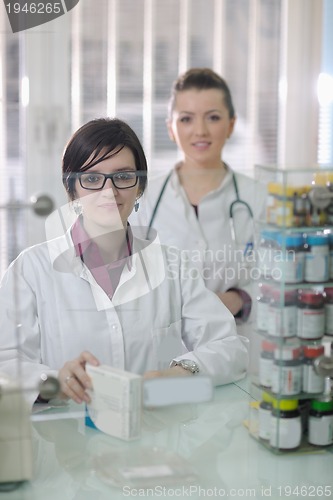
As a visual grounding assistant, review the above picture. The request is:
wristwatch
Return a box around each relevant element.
[170,359,200,374]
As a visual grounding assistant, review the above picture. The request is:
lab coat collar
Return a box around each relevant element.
[71,215,134,271]
[168,164,182,197]
[169,162,235,198]
[217,162,234,193]
[46,219,132,268]
[45,221,166,308]
[111,232,166,307]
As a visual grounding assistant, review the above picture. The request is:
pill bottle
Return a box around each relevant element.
[257,230,279,278]
[312,171,333,188]
[259,340,276,387]
[308,398,333,446]
[304,232,329,283]
[258,392,273,440]
[292,186,308,227]
[297,289,325,340]
[270,399,302,450]
[297,186,311,226]
[271,344,302,396]
[302,344,325,394]
[267,288,297,338]
[299,399,311,434]
[324,287,333,336]
[308,173,329,226]
[329,234,333,280]
[275,184,297,227]
[256,283,273,332]
[273,232,305,283]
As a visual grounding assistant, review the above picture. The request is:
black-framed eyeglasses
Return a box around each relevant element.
[78,171,139,190]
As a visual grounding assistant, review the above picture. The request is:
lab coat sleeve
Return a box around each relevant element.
[169,249,249,385]
[0,253,58,407]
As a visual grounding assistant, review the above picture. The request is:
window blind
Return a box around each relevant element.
[72,0,282,177]
[2,0,328,278]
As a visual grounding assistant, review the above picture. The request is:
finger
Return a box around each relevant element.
[58,353,100,403]
[79,351,100,366]
[63,375,90,404]
[77,351,100,389]
[71,363,94,391]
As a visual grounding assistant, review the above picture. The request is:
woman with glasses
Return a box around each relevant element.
[131,68,266,328]
[0,117,248,406]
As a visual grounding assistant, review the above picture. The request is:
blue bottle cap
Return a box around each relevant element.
[260,229,278,240]
[306,232,329,245]
[276,233,304,247]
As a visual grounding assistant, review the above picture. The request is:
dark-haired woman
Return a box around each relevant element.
[0,117,248,406]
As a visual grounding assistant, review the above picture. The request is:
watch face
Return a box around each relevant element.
[170,359,199,373]
[180,360,199,373]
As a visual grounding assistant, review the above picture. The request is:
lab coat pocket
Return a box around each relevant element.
[152,319,185,370]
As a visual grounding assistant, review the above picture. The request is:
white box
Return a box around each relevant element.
[86,364,142,441]
[142,376,213,407]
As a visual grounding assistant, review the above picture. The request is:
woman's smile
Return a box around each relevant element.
[192,140,211,151]
[97,201,120,210]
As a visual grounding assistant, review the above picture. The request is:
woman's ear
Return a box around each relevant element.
[227,116,237,139]
[166,119,175,142]
[136,187,144,199]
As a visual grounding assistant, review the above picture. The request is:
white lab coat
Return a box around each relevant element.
[0,227,248,406]
[131,166,267,331]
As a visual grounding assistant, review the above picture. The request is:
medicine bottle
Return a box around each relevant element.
[308,399,333,446]
[271,344,302,396]
[259,339,276,388]
[274,233,305,283]
[292,186,308,227]
[324,287,333,336]
[307,174,329,226]
[258,392,273,440]
[299,399,311,434]
[270,399,301,450]
[275,185,298,227]
[257,229,279,278]
[328,233,333,280]
[267,288,297,338]
[302,345,325,394]
[297,289,325,340]
[304,232,329,283]
[256,283,273,332]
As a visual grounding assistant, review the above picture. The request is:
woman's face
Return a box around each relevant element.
[167,88,236,167]
[74,146,140,233]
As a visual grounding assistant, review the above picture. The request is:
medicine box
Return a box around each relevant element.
[85,364,142,441]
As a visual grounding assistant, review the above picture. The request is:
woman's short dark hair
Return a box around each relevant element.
[168,67,235,119]
[62,118,148,201]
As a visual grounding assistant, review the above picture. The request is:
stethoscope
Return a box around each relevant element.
[146,169,254,255]
[229,172,254,255]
